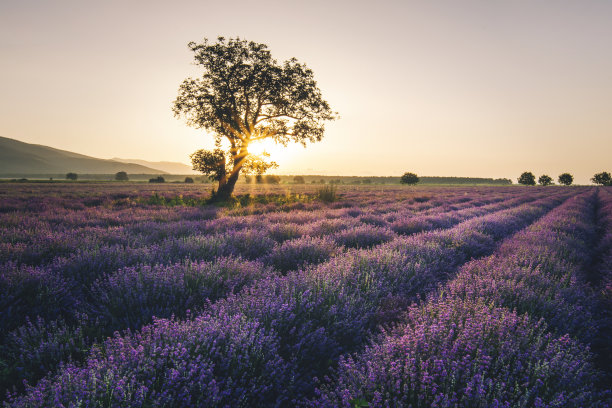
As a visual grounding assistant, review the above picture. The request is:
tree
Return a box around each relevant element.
[400,172,419,185]
[558,173,573,186]
[538,174,553,186]
[174,37,337,201]
[517,172,536,186]
[66,172,78,181]
[184,177,194,183]
[591,172,611,186]
[115,171,129,181]
[293,176,305,184]
[265,175,281,184]
[149,176,165,183]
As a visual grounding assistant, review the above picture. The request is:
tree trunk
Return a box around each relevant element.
[215,169,240,201]
[212,149,246,201]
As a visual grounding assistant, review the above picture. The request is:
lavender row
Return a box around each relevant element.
[0,189,551,341]
[0,189,514,266]
[309,190,611,407]
[0,191,554,396]
[0,190,548,396]
[4,193,570,406]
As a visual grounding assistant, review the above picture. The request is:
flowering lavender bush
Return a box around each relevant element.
[1,184,610,406]
[90,257,275,331]
[265,236,341,272]
[310,298,604,407]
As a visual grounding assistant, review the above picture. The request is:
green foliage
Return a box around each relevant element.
[65,172,78,181]
[400,172,419,185]
[149,176,165,183]
[265,175,281,184]
[591,171,612,186]
[114,171,129,181]
[173,37,336,198]
[558,173,573,186]
[317,185,337,203]
[184,177,194,184]
[190,149,227,182]
[518,172,536,186]
[538,174,553,186]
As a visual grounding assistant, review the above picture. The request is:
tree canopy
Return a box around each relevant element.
[592,171,611,186]
[400,172,419,185]
[174,37,337,199]
[538,174,553,186]
[518,172,536,186]
[114,171,129,181]
[558,173,573,186]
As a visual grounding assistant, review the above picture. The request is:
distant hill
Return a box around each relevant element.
[0,136,166,175]
[112,158,195,174]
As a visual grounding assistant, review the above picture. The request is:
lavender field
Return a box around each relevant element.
[1,184,611,407]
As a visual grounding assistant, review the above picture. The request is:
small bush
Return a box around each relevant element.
[184,177,194,183]
[149,176,165,183]
[65,172,77,181]
[317,185,337,203]
[400,172,419,185]
[266,174,281,184]
[114,171,129,181]
[266,236,339,273]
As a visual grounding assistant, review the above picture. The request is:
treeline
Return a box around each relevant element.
[1,174,515,185]
[266,176,513,185]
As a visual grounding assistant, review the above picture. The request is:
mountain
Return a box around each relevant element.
[112,158,195,174]
[0,136,166,175]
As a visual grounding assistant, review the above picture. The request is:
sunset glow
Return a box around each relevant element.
[1,0,611,183]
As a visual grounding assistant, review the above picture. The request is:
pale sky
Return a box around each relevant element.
[1,0,610,183]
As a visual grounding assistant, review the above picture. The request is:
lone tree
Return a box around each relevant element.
[538,174,553,186]
[592,172,611,186]
[293,176,305,184]
[518,172,536,186]
[400,172,419,185]
[115,171,129,181]
[66,172,78,181]
[558,173,573,186]
[174,37,337,200]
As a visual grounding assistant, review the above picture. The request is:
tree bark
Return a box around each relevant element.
[212,148,247,201]
[215,168,240,201]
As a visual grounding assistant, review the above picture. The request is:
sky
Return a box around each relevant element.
[1,0,610,183]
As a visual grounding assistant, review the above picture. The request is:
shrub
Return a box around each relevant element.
[114,171,129,181]
[538,174,553,186]
[293,176,305,184]
[311,299,605,407]
[0,317,91,395]
[184,177,194,183]
[266,236,339,273]
[399,172,419,185]
[9,314,290,408]
[317,185,337,203]
[149,176,165,183]
[517,171,536,185]
[65,172,77,181]
[91,258,274,331]
[332,225,395,249]
[266,175,281,184]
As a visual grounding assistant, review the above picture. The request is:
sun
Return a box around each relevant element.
[248,139,284,159]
